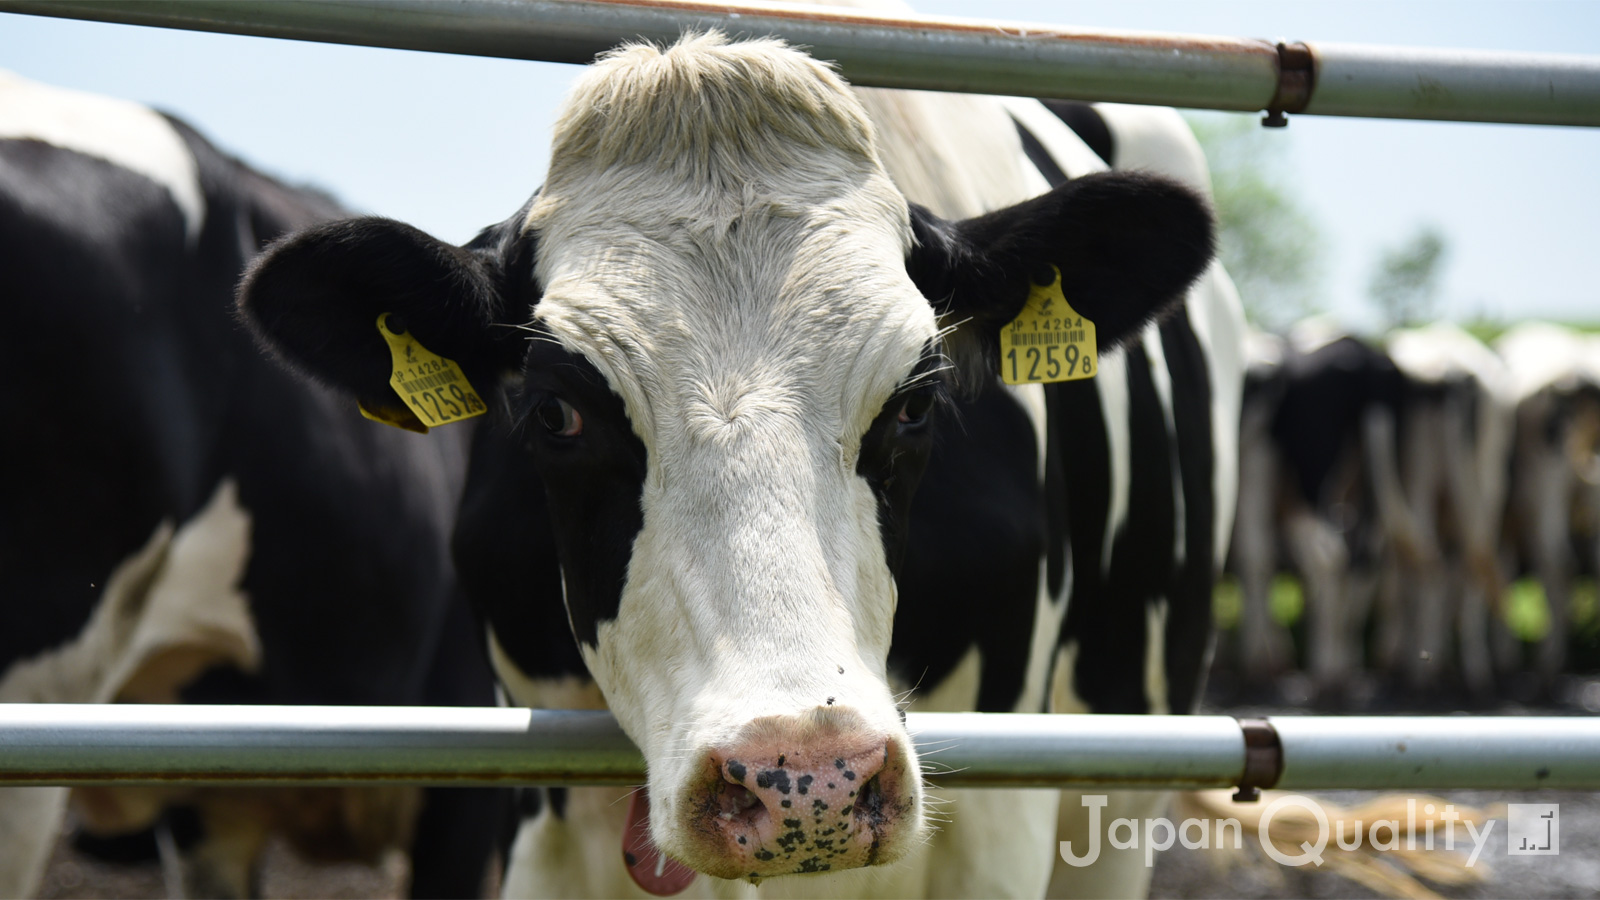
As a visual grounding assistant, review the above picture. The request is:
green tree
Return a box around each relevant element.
[1368,225,1449,328]
[1186,112,1323,330]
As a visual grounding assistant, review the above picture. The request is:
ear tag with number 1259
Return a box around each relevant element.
[1000,265,1097,385]
[358,312,487,433]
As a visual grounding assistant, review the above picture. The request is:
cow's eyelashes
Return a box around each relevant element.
[534,396,584,438]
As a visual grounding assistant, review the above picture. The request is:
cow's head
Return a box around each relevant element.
[238,34,1212,883]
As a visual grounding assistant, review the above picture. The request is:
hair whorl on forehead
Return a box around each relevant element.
[547,31,880,179]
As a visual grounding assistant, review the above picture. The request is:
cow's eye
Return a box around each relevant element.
[535,397,583,437]
[896,389,936,431]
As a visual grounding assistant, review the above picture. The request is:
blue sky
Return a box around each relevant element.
[3,1,1596,330]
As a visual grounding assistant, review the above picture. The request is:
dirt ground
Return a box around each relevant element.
[1147,788,1600,900]
[36,830,407,899]
[39,790,1599,899]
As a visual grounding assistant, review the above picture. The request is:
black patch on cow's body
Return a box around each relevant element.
[857,347,946,572]
[1041,100,1116,168]
[1015,122,1071,188]
[508,327,648,649]
[1252,336,1417,594]
[887,376,1043,712]
[1,137,197,666]
[1271,337,1407,513]
[1157,313,1218,714]
[454,413,588,678]
[515,787,543,821]
[1073,340,1175,714]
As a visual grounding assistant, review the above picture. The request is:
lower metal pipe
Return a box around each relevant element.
[1,705,1596,791]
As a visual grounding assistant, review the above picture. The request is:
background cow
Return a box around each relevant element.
[1225,325,1417,702]
[239,14,1244,897]
[1227,329,1293,681]
[1497,322,1600,688]
[1383,323,1515,696]
[0,71,503,898]
[1221,321,1541,703]
[1217,316,1600,708]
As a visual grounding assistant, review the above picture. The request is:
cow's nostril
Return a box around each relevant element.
[715,782,763,826]
[855,774,886,825]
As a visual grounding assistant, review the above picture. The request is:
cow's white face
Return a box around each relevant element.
[516,35,937,878]
[239,30,1215,888]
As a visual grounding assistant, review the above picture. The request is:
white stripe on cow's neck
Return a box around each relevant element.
[1140,326,1187,569]
[1144,599,1170,715]
[0,71,204,243]
[1096,350,1134,574]
[1189,263,1248,567]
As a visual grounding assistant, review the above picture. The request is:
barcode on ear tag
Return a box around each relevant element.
[370,313,488,430]
[1000,266,1097,385]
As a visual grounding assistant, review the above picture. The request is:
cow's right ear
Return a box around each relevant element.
[905,171,1214,387]
[238,216,536,423]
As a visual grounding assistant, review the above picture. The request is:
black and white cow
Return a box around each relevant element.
[1227,327,1419,699]
[1226,329,1293,681]
[240,24,1243,900]
[1384,323,1515,695]
[1496,322,1600,686]
[0,72,504,898]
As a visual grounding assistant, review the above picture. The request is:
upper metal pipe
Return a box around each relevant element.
[4,0,1599,126]
[3,705,1599,791]
[1306,42,1600,125]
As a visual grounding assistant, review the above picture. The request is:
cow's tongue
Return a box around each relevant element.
[624,789,697,896]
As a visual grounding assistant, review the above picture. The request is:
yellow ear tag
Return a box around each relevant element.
[359,313,488,433]
[1000,266,1097,385]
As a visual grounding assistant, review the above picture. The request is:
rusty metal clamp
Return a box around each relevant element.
[1263,42,1316,127]
[1232,717,1284,802]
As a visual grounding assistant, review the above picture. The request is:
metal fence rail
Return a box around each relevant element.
[3,705,1596,791]
[3,0,1599,127]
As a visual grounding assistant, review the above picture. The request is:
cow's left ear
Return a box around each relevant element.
[907,170,1214,374]
[238,214,538,427]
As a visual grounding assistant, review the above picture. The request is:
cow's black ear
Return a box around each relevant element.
[238,216,537,421]
[907,171,1214,380]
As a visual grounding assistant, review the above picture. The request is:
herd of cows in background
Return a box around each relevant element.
[1221,317,1600,706]
[2,9,1597,900]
